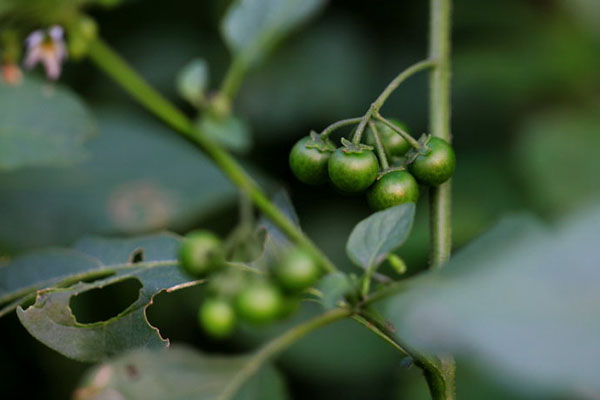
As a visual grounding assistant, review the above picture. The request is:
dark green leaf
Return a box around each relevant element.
[346,203,416,269]
[221,0,327,66]
[74,345,289,400]
[0,77,95,170]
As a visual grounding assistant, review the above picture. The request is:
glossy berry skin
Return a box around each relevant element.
[367,170,419,211]
[178,231,224,278]
[408,137,456,186]
[328,148,379,193]
[198,298,236,339]
[235,282,282,324]
[274,248,321,292]
[366,120,411,157]
[289,137,333,185]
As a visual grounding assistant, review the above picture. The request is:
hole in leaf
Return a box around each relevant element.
[70,278,142,324]
[130,248,144,263]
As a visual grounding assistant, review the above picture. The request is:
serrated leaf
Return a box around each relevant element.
[7,233,200,362]
[0,107,236,250]
[196,113,252,153]
[74,345,289,400]
[0,77,95,170]
[315,272,352,310]
[221,0,327,67]
[384,207,600,395]
[176,58,209,106]
[346,203,415,270]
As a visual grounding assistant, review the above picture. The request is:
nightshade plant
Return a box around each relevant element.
[0,0,459,399]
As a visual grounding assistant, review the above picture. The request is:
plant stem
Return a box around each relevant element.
[320,117,362,139]
[219,56,248,101]
[374,113,421,149]
[368,121,389,170]
[428,0,456,398]
[351,59,435,145]
[218,308,352,400]
[87,38,337,275]
[429,0,453,269]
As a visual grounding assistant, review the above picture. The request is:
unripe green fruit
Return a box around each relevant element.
[367,170,419,211]
[178,230,224,277]
[408,137,456,186]
[198,298,236,339]
[366,120,412,157]
[235,282,282,324]
[289,137,333,185]
[274,248,321,292]
[328,148,379,193]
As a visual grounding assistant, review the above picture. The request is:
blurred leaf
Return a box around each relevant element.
[514,108,600,216]
[315,272,352,310]
[346,203,415,270]
[74,345,289,400]
[196,113,252,153]
[221,0,327,67]
[176,58,209,106]
[0,107,235,251]
[0,77,95,170]
[14,233,199,362]
[385,206,600,395]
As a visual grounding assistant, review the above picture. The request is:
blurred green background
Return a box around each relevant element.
[1,0,599,398]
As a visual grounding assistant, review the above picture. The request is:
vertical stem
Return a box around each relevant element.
[428,1,456,399]
[429,0,453,269]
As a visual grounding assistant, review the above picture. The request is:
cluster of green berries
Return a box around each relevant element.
[178,231,322,339]
[289,120,456,210]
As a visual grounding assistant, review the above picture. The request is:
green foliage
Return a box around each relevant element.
[6,233,201,362]
[346,203,415,270]
[196,113,252,153]
[314,272,353,310]
[176,58,209,107]
[74,346,288,400]
[0,77,95,170]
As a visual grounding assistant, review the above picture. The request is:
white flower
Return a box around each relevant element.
[23,25,67,80]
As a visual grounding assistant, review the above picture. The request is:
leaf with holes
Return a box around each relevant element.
[2,232,201,362]
[346,203,416,270]
[221,0,327,67]
[74,345,289,400]
[0,77,95,170]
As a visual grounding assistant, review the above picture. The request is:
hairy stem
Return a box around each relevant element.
[218,308,352,400]
[374,113,421,149]
[428,0,456,399]
[320,117,362,139]
[368,121,389,170]
[87,38,337,274]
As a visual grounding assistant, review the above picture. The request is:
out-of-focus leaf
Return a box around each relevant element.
[221,0,327,67]
[0,107,236,251]
[384,206,600,395]
[514,109,600,216]
[196,113,252,153]
[346,203,415,270]
[176,58,209,106]
[74,345,289,400]
[0,77,95,170]
[315,272,352,310]
[12,233,200,362]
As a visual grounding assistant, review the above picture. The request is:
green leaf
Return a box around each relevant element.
[6,233,200,362]
[176,58,209,106]
[0,77,95,170]
[221,0,327,66]
[0,107,236,250]
[196,113,252,153]
[384,206,600,395]
[346,203,416,270]
[74,345,289,400]
[315,272,352,310]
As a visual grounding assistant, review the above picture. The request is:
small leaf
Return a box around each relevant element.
[315,272,352,310]
[0,76,95,170]
[74,345,289,400]
[221,0,327,67]
[196,113,252,153]
[346,203,416,270]
[175,58,209,106]
[6,233,201,362]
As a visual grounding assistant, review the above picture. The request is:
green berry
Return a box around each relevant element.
[289,137,333,185]
[408,137,456,186]
[274,248,321,292]
[328,148,379,193]
[235,282,283,324]
[367,170,419,211]
[198,298,236,339]
[178,230,224,277]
